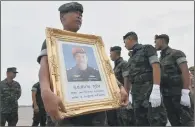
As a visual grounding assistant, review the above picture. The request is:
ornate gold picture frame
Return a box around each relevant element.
[45,27,121,118]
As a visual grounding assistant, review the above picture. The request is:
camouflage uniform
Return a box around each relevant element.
[31,82,46,126]
[160,46,194,126]
[46,114,56,126]
[37,3,107,126]
[189,68,194,106]
[189,73,194,122]
[114,57,135,126]
[107,46,135,126]
[124,43,167,126]
[0,78,21,126]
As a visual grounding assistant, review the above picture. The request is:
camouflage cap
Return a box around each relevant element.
[123,31,138,40]
[110,46,122,52]
[58,2,83,14]
[72,47,86,56]
[7,67,18,73]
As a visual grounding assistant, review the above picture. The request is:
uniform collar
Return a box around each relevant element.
[161,46,171,55]
[75,65,89,71]
[128,51,133,57]
[132,43,142,51]
[3,78,14,85]
[114,57,123,66]
[132,43,142,55]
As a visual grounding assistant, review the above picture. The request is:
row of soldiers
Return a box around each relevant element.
[0,1,194,126]
[37,2,194,126]
[32,32,195,126]
[109,38,194,126]
[0,62,194,126]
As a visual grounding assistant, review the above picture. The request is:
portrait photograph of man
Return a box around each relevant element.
[62,43,102,82]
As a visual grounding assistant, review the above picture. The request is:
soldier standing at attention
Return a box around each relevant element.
[107,46,135,126]
[154,34,194,126]
[31,82,46,126]
[37,2,129,126]
[123,31,167,126]
[0,67,21,126]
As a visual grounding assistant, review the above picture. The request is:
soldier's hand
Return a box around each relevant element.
[41,89,66,121]
[120,86,129,106]
[180,89,191,108]
[149,84,161,107]
[34,105,39,113]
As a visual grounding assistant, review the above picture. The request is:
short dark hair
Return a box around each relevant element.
[60,12,65,19]
[155,34,169,44]
[123,31,138,41]
[115,50,121,56]
[110,46,121,56]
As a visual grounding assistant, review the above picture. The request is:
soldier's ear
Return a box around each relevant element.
[60,13,67,23]
[6,72,10,76]
[60,13,63,23]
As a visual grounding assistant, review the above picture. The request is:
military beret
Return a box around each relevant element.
[72,47,86,56]
[7,67,18,73]
[58,2,83,14]
[110,46,122,52]
[123,31,138,40]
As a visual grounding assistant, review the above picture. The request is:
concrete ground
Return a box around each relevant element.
[6,106,171,126]
[18,106,33,126]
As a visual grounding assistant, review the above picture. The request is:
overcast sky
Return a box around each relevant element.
[1,1,194,105]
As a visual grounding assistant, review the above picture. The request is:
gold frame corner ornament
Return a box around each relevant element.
[45,27,121,118]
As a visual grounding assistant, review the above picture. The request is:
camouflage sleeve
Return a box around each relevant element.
[0,82,3,95]
[144,45,159,65]
[16,82,21,100]
[122,61,129,77]
[173,50,187,65]
[37,39,47,63]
